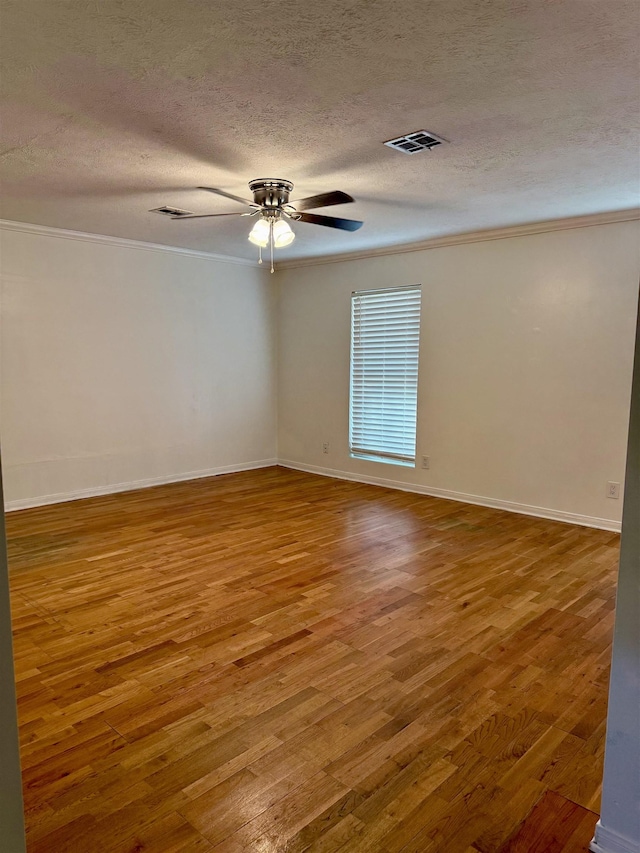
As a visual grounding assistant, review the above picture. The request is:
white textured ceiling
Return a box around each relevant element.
[1,0,639,261]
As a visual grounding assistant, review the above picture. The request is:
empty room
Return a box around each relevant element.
[0,2,639,852]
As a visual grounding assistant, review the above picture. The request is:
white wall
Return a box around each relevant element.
[2,217,638,526]
[277,220,640,529]
[0,225,277,508]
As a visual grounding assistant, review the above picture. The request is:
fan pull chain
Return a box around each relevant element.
[270,220,274,274]
[258,245,262,265]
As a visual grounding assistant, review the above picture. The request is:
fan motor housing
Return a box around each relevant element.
[249,178,293,209]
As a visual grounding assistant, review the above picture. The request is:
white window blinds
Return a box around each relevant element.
[349,285,421,466]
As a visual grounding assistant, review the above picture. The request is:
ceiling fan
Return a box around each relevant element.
[157,179,363,272]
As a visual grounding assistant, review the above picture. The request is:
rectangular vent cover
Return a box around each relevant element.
[384,130,446,154]
[150,206,193,217]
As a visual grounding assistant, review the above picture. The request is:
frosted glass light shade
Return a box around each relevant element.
[273,219,295,247]
[248,218,270,247]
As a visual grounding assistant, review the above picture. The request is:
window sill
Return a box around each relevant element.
[350,452,415,468]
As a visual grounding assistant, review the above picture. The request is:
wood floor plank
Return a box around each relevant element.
[497,790,599,853]
[7,467,617,852]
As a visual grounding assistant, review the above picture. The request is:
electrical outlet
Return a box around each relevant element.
[322,442,329,454]
[607,481,620,499]
[421,455,430,469]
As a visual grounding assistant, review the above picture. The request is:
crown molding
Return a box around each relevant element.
[277,208,640,270]
[0,218,261,268]
[2,208,638,273]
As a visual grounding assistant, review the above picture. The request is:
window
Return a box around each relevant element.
[349,285,422,466]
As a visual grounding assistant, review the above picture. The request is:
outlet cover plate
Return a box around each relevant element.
[607,481,621,499]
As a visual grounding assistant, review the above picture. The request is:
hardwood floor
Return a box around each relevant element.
[7,466,618,852]
[497,791,598,853]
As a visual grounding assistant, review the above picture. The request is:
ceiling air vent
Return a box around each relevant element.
[384,130,446,154]
[150,206,193,217]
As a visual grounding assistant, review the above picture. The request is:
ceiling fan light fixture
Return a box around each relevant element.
[248,217,270,247]
[273,218,295,247]
[165,179,361,273]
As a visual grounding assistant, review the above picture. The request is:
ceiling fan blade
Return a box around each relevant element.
[197,186,253,206]
[289,190,354,211]
[171,212,245,220]
[297,212,363,231]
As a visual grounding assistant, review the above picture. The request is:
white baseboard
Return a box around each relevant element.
[591,821,640,853]
[277,460,622,532]
[4,458,623,532]
[3,459,278,512]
